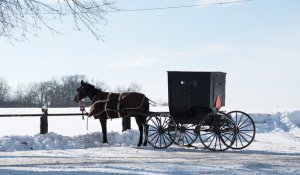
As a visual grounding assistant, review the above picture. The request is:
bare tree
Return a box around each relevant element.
[61,74,86,106]
[24,83,39,106]
[114,82,142,93]
[90,79,109,91]
[14,83,25,105]
[127,82,141,92]
[0,77,10,104]
[0,0,115,41]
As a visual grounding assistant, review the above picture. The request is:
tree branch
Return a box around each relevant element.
[0,0,115,41]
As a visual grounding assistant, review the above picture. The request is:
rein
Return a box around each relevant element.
[79,100,89,130]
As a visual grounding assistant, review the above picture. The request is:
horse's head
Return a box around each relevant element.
[74,80,97,103]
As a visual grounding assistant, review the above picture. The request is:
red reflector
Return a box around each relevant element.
[215,95,221,109]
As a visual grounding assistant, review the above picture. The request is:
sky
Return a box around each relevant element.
[0,0,299,112]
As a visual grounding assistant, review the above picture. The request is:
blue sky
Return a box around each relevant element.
[0,0,299,112]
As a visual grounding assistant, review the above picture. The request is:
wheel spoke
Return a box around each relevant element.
[220,133,231,142]
[161,117,169,128]
[159,135,162,147]
[238,133,250,144]
[162,134,167,146]
[214,135,218,150]
[150,118,159,128]
[208,135,216,148]
[164,133,172,143]
[155,117,161,127]
[149,133,159,143]
[185,130,198,137]
[148,131,159,138]
[239,131,254,138]
[237,114,244,126]
[147,124,158,129]
[184,134,190,145]
[238,117,249,127]
[202,132,215,143]
[237,134,244,147]
[239,123,253,130]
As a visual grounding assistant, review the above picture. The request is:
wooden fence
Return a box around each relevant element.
[0,106,131,134]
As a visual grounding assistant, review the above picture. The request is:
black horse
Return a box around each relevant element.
[74,80,149,146]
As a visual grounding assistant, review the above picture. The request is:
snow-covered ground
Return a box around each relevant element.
[0,107,299,174]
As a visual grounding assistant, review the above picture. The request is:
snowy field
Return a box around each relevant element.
[0,107,300,175]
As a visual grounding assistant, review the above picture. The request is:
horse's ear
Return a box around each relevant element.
[81,80,85,85]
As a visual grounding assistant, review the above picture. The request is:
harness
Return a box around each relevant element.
[117,93,122,118]
[90,92,145,119]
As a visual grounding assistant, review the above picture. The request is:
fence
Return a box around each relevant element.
[0,104,131,134]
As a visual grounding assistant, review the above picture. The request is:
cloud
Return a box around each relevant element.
[106,57,156,68]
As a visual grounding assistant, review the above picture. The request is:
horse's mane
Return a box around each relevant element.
[85,82,102,92]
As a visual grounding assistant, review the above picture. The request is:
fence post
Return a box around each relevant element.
[122,117,131,132]
[40,105,48,134]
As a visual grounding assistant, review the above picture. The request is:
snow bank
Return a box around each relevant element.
[0,130,140,152]
[251,111,300,136]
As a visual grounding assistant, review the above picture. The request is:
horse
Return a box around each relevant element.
[74,80,149,146]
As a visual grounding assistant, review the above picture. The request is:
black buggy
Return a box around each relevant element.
[145,71,256,151]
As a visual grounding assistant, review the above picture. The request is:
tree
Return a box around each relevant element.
[0,77,10,105]
[47,78,62,107]
[61,74,86,107]
[90,79,109,91]
[0,0,114,41]
[24,83,39,106]
[115,82,142,93]
[127,82,141,92]
[14,83,25,105]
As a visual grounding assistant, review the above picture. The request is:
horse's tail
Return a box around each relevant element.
[145,97,157,107]
[145,97,150,112]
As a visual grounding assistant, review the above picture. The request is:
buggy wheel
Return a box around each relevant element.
[145,113,177,149]
[198,111,236,151]
[228,111,256,149]
[174,123,198,146]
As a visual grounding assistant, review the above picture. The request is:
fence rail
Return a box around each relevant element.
[0,113,87,117]
[0,106,88,134]
[0,105,136,134]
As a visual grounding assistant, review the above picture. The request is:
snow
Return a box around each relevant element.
[0,107,300,174]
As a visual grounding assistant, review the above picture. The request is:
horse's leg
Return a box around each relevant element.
[99,117,108,143]
[142,116,148,146]
[143,99,150,146]
[135,116,144,146]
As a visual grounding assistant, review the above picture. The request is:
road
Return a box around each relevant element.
[0,146,299,175]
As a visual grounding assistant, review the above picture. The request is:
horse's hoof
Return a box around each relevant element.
[137,144,142,147]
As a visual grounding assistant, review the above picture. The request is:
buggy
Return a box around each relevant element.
[145,71,255,151]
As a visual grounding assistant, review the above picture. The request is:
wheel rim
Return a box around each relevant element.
[145,114,177,149]
[228,111,256,149]
[174,123,198,146]
[198,112,236,151]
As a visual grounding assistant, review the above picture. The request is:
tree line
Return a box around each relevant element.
[0,75,141,108]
